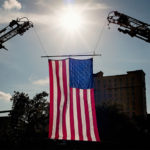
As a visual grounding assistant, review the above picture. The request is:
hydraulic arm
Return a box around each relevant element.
[0,17,33,50]
[107,11,150,43]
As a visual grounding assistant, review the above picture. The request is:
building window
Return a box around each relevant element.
[109,94,112,98]
[126,78,128,86]
[132,99,135,105]
[103,79,106,84]
[131,77,135,81]
[108,79,111,87]
[120,78,122,85]
[97,80,101,88]
[127,98,130,105]
[103,84,106,88]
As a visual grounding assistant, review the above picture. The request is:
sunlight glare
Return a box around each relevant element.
[59,8,83,32]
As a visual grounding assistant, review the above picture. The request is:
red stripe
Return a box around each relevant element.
[55,61,61,139]
[83,90,92,141]
[48,60,53,138]
[70,88,75,140]
[62,60,67,140]
[90,89,100,142]
[76,89,83,141]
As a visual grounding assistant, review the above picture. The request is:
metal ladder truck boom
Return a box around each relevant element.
[0,17,33,50]
[107,11,150,43]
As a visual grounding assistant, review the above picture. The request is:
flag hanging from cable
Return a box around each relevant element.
[48,58,100,142]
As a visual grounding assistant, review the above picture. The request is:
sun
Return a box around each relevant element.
[58,7,84,32]
[61,10,82,31]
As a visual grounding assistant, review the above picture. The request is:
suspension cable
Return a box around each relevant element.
[93,20,107,55]
[33,26,48,56]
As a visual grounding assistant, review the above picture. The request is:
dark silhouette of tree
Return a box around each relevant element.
[26,92,49,138]
[4,91,150,149]
[7,91,49,146]
[96,103,138,146]
[7,91,29,145]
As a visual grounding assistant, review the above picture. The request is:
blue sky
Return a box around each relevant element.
[0,0,150,114]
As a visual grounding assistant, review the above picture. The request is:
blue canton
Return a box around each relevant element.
[69,58,93,89]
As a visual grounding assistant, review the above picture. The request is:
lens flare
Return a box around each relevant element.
[58,7,83,32]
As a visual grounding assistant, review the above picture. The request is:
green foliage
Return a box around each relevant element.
[7,91,49,146]
[96,104,138,143]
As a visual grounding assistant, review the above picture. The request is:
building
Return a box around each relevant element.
[93,70,147,118]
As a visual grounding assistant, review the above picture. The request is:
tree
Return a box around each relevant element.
[26,92,49,138]
[96,103,138,146]
[7,91,49,146]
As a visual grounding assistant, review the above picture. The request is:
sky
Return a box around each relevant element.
[0,0,150,115]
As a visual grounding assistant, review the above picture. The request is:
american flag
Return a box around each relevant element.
[48,58,100,142]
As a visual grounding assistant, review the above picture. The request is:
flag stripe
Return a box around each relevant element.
[55,61,61,139]
[80,89,88,141]
[62,60,67,140]
[83,90,92,141]
[51,61,58,139]
[73,88,79,140]
[87,89,96,141]
[58,61,65,139]
[66,59,71,140]
[90,89,100,142]
[48,60,53,138]
[76,89,83,141]
[70,88,75,140]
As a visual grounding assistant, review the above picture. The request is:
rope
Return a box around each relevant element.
[33,26,48,56]
[93,20,107,55]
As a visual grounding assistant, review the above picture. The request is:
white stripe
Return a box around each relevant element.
[79,89,88,141]
[73,88,79,140]
[87,89,96,141]
[65,59,71,140]
[51,61,58,139]
[58,61,65,139]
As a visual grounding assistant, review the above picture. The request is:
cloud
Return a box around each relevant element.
[35,0,110,10]
[0,91,11,101]
[0,0,110,25]
[0,9,55,26]
[3,0,22,10]
[32,77,49,86]
[82,3,110,11]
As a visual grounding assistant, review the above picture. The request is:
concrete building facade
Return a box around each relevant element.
[94,70,147,118]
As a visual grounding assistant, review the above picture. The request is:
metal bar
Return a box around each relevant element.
[41,54,101,58]
[0,110,11,113]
